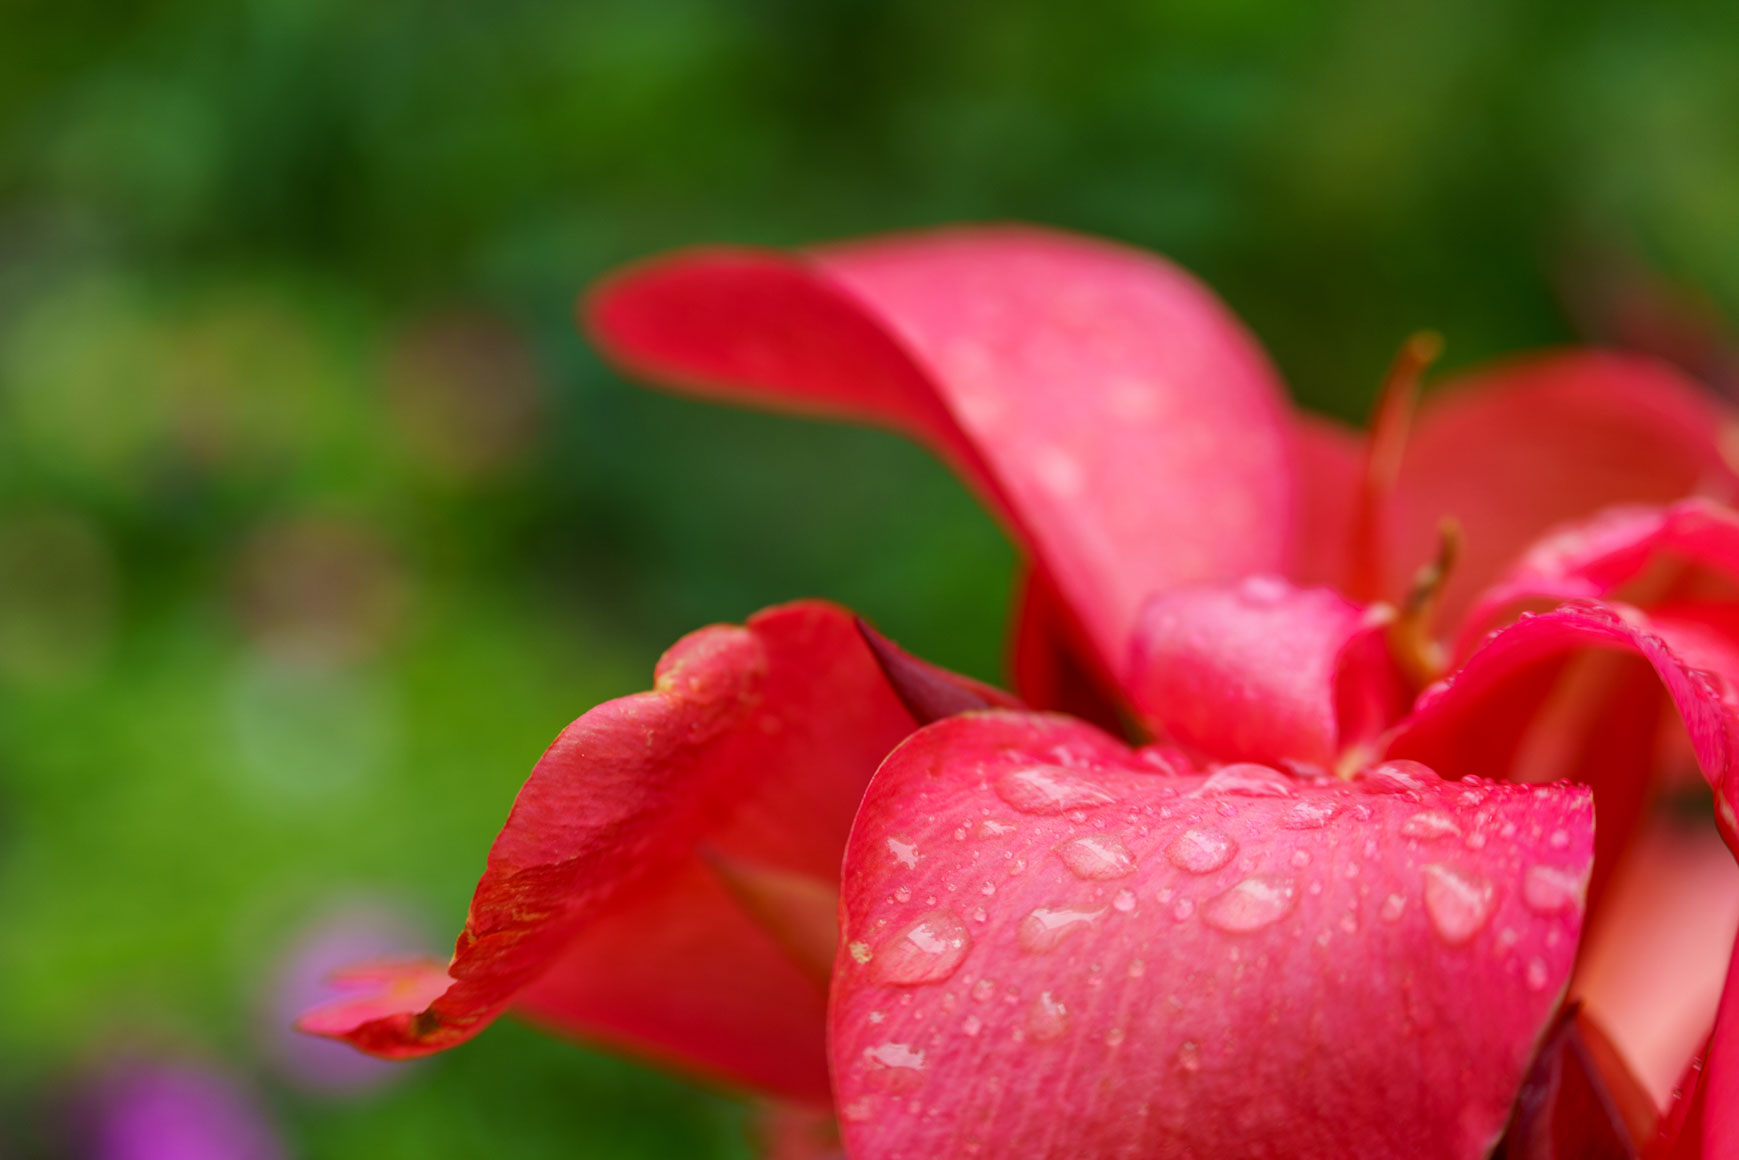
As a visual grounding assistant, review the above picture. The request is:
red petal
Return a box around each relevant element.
[1007,564,1129,733]
[1391,601,1739,851]
[1496,1003,1655,1159]
[1386,351,1738,629]
[299,601,914,1103]
[829,712,1593,1160]
[755,1103,847,1160]
[1125,577,1409,768]
[1461,500,1739,653]
[1652,939,1739,1159]
[1575,820,1739,1107]
[585,226,1296,676]
[1291,413,1365,590]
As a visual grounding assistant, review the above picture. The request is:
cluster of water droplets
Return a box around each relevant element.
[845,749,1591,1128]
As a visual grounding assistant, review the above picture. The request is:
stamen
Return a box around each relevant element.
[1388,519,1461,689]
[1349,331,1443,603]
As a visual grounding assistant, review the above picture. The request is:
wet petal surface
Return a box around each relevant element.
[831,712,1593,1160]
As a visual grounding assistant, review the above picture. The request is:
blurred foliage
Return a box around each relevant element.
[1,0,1737,1155]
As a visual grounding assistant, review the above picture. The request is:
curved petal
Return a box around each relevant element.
[585,226,1296,675]
[1390,600,1739,853]
[829,712,1593,1160]
[300,601,916,1103]
[1460,500,1739,652]
[1125,577,1409,769]
[1387,351,1738,629]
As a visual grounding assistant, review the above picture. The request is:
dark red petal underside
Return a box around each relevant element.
[830,712,1592,1160]
[857,618,1024,725]
[1007,565,1129,735]
[301,601,915,1103]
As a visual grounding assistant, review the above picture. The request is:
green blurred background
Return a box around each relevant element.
[2,0,1736,1155]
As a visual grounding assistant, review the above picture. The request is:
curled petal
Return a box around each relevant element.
[586,226,1295,676]
[1386,351,1738,628]
[1462,500,1739,652]
[1125,577,1409,768]
[830,712,1593,1160]
[300,601,915,1103]
[1391,601,1739,853]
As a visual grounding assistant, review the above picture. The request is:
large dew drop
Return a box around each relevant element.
[994,766,1119,815]
[1054,834,1138,880]
[1197,763,1294,797]
[1166,828,1238,874]
[1201,876,1298,933]
[1422,864,1496,945]
[1281,799,1341,830]
[1017,903,1106,953]
[873,910,972,985]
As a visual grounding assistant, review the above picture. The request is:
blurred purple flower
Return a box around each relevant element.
[89,1062,284,1160]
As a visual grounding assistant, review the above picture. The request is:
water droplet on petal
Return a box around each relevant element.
[1166,828,1238,874]
[1172,897,1195,921]
[1525,957,1551,992]
[862,1043,927,1092]
[1238,575,1290,606]
[977,819,1017,839]
[840,1097,875,1123]
[1422,864,1496,946]
[994,766,1119,815]
[1359,760,1437,794]
[1282,799,1341,829]
[1016,904,1106,953]
[874,910,971,984]
[1026,991,1070,1043]
[1522,865,1585,916]
[1548,828,1570,850]
[1199,763,1294,797]
[1201,876,1298,933]
[1290,849,1311,869]
[961,1015,983,1037]
[971,978,995,1002]
[887,838,920,868]
[1054,834,1138,880]
[1112,889,1137,913]
[1175,1041,1201,1073]
[1380,893,1406,922]
[1401,811,1461,841]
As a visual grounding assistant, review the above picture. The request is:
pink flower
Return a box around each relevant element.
[302,226,1739,1158]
